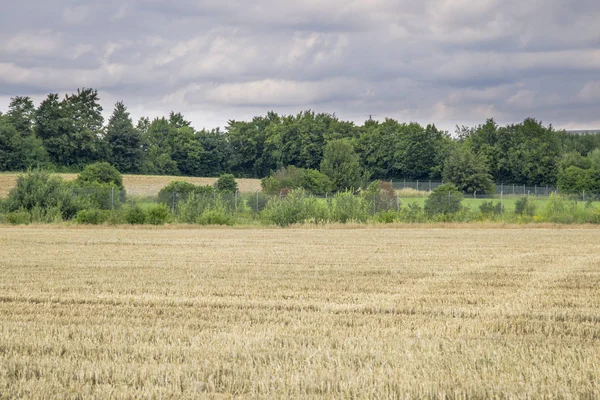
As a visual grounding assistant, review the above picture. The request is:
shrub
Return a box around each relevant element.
[196,208,235,226]
[479,201,503,215]
[261,166,332,196]
[514,197,536,216]
[424,183,463,215]
[125,206,146,224]
[373,210,399,223]
[299,169,332,195]
[363,181,398,213]
[6,210,31,225]
[215,174,238,193]
[76,162,124,189]
[177,193,221,224]
[260,190,327,226]
[6,170,82,220]
[76,209,112,225]
[157,181,202,206]
[330,191,369,223]
[146,204,170,225]
[398,202,425,223]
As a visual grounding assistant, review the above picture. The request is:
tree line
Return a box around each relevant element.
[2,88,600,192]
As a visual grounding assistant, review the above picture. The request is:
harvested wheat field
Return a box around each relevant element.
[0,226,599,398]
[0,173,262,198]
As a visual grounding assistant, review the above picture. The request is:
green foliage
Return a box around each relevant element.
[6,210,31,225]
[330,191,369,223]
[424,184,463,215]
[215,174,238,193]
[5,170,81,219]
[261,166,332,195]
[196,206,235,226]
[514,197,537,216]
[362,181,398,212]
[146,204,170,225]
[125,206,146,224]
[76,209,112,225]
[373,210,399,223]
[557,166,593,194]
[76,162,124,189]
[320,139,362,191]
[157,181,215,206]
[399,203,426,223]
[261,190,327,227]
[479,201,503,215]
[105,102,142,173]
[443,146,494,194]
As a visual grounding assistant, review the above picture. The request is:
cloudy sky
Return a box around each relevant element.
[1,0,600,132]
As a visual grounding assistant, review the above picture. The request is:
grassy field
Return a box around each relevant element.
[0,173,263,198]
[1,226,599,398]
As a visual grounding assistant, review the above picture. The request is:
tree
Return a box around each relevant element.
[62,88,104,166]
[424,183,463,215]
[215,174,238,193]
[6,96,36,136]
[320,139,362,191]
[443,146,495,194]
[76,162,124,189]
[0,113,48,171]
[105,102,143,173]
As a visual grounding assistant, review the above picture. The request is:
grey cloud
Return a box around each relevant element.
[1,0,600,131]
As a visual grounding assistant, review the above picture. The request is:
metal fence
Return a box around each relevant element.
[59,186,600,217]
[389,180,558,196]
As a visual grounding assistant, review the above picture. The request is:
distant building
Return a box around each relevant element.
[566,130,600,135]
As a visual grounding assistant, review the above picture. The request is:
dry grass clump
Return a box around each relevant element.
[0,227,599,398]
[0,173,262,198]
[396,187,429,197]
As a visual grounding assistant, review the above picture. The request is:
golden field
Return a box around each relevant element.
[0,173,262,198]
[0,226,599,398]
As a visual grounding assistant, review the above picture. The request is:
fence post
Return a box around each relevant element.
[256,190,259,212]
[429,180,432,192]
[111,186,114,210]
[403,179,406,189]
[513,184,515,196]
[500,191,503,214]
[235,191,238,210]
[535,185,537,196]
[473,191,477,212]
[417,180,419,191]
[523,185,525,196]
[172,192,176,212]
[422,191,425,211]
[583,190,586,202]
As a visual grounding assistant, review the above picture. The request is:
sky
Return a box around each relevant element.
[1,0,600,133]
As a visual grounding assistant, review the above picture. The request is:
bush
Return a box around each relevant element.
[196,208,235,226]
[6,170,82,220]
[157,181,209,206]
[76,162,124,189]
[177,193,221,223]
[424,184,463,215]
[261,166,332,196]
[125,206,146,224]
[399,202,425,223]
[76,209,112,225]
[514,197,537,216]
[146,204,170,225]
[215,174,238,193]
[479,201,503,215]
[6,210,31,225]
[330,191,369,223]
[373,210,399,223]
[261,190,328,226]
